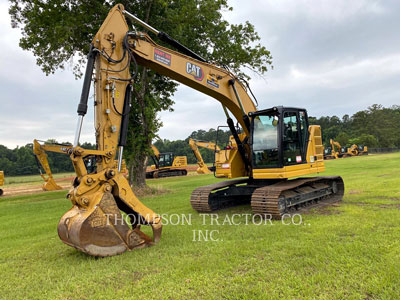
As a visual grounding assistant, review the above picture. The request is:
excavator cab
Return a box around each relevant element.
[158,153,174,168]
[324,147,332,156]
[250,107,311,170]
[147,146,187,178]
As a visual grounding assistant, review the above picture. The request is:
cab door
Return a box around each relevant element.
[281,109,308,166]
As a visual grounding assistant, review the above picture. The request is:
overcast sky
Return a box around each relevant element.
[1,0,399,149]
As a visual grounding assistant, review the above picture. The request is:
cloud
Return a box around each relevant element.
[0,0,399,147]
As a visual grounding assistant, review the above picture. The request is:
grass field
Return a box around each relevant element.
[1,153,400,299]
[3,172,75,187]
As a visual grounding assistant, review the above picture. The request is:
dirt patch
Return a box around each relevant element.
[131,185,170,197]
[1,179,72,197]
[378,204,400,209]
[345,201,371,206]
[314,206,342,215]
[375,196,400,201]
[348,189,362,194]
[146,165,201,173]
[301,201,342,215]
[55,176,75,182]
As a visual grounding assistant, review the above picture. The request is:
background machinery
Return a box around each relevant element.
[146,145,187,178]
[188,138,220,174]
[33,139,72,191]
[324,139,341,159]
[324,139,368,159]
[358,145,368,155]
[0,171,4,196]
[342,144,359,157]
[50,4,344,257]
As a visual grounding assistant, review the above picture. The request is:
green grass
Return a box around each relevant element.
[4,172,74,186]
[1,153,400,299]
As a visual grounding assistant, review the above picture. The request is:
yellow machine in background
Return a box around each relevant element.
[146,144,187,178]
[0,171,4,196]
[188,138,220,174]
[33,139,72,191]
[46,5,344,257]
[342,144,359,157]
[358,145,368,155]
[324,139,368,159]
[324,139,341,159]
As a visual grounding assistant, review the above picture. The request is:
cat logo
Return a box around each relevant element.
[186,62,204,81]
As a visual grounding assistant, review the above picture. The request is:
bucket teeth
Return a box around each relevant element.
[58,192,153,257]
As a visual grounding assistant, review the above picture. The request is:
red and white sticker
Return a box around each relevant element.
[296,156,302,163]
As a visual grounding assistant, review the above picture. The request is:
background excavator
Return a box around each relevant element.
[49,4,344,257]
[188,138,220,174]
[33,139,72,191]
[146,145,187,178]
[324,139,368,159]
[324,139,341,159]
[0,171,4,196]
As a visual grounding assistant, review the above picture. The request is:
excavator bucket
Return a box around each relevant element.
[42,178,63,191]
[57,175,162,257]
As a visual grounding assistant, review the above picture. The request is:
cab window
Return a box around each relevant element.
[252,114,279,168]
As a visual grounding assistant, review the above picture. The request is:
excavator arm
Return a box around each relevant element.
[150,144,160,168]
[33,139,72,191]
[189,138,220,174]
[330,139,341,159]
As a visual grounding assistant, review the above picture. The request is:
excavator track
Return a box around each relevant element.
[191,177,344,218]
[251,176,344,219]
[191,178,256,212]
[146,168,187,178]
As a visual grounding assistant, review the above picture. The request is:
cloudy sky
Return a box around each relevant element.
[1,0,399,149]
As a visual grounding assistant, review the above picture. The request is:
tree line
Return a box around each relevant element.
[310,104,400,148]
[0,104,399,176]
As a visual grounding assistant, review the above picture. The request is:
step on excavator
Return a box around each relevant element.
[50,4,344,256]
[188,138,220,174]
[0,171,4,196]
[146,145,187,178]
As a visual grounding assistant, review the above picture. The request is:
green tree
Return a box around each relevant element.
[335,132,350,147]
[10,0,272,187]
[349,134,378,148]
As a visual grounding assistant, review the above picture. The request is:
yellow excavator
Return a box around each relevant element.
[342,144,359,157]
[342,144,368,157]
[49,4,343,257]
[188,138,220,174]
[33,139,72,191]
[0,171,4,196]
[324,139,341,159]
[146,144,187,178]
[358,145,368,155]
